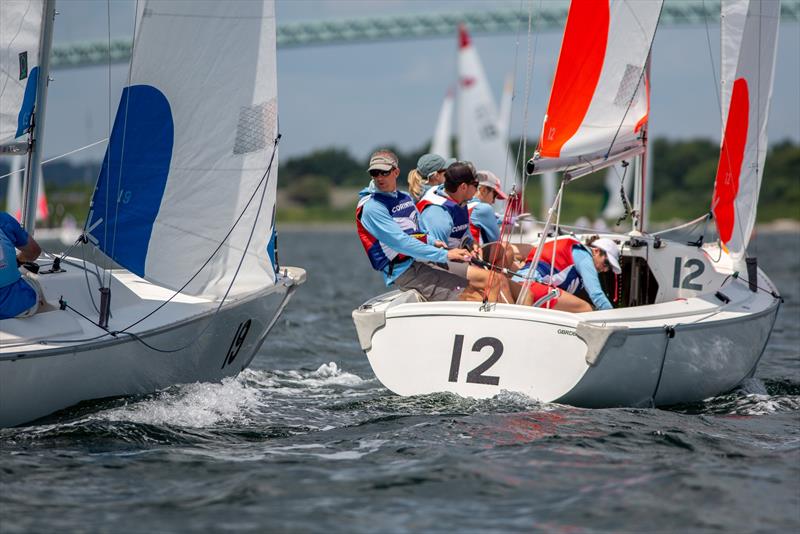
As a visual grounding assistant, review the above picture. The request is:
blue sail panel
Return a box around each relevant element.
[15,67,38,138]
[89,85,174,277]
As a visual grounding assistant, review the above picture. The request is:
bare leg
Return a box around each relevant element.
[458,265,514,303]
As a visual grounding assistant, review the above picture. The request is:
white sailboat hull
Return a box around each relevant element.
[0,260,305,427]
[353,236,780,407]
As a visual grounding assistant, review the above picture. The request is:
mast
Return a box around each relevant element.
[632,54,652,234]
[21,0,56,236]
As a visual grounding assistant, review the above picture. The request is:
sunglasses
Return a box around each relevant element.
[369,169,393,177]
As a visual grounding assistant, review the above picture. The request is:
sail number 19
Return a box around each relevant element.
[448,334,503,386]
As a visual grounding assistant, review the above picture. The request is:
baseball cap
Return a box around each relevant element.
[416,153,446,178]
[476,170,508,200]
[591,238,622,274]
[367,151,399,172]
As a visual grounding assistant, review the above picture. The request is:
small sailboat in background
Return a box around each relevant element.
[0,0,305,427]
[430,87,454,161]
[354,0,782,408]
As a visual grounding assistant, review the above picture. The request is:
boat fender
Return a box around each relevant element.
[576,322,629,366]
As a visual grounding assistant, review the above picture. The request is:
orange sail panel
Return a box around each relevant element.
[539,0,609,158]
[713,78,749,244]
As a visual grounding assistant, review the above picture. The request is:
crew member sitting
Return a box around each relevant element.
[416,162,514,303]
[0,212,44,319]
[356,149,473,302]
[519,236,622,311]
[467,170,506,249]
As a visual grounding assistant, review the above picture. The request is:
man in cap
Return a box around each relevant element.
[356,149,473,302]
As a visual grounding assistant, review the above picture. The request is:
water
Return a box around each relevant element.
[2,229,798,532]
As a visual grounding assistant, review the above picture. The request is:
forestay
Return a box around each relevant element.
[0,0,44,150]
[712,0,780,265]
[528,0,662,175]
[457,25,517,194]
[88,0,280,298]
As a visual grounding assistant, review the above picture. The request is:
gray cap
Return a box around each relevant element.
[416,153,446,178]
[444,157,457,168]
[477,170,508,200]
[368,151,399,172]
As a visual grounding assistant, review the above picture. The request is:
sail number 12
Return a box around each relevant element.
[448,334,503,386]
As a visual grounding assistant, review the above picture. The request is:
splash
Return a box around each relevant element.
[97,377,260,428]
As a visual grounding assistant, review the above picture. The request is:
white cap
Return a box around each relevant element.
[591,238,621,274]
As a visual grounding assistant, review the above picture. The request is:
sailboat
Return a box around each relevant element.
[456,25,518,196]
[0,0,306,427]
[353,0,781,408]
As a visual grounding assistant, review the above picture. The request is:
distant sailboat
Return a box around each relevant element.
[431,87,454,161]
[456,24,518,196]
[5,156,47,222]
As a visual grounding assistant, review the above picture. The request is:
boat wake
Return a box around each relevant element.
[671,378,800,416]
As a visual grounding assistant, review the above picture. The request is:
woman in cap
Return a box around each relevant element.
[519,235,622,311]
[407,153,451,202]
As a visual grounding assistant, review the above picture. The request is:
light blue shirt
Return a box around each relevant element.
[0,213,37,319]
[571,247,613,310]
[359,184,447,286]
[418,186,474,248]
[512,245,613,311]
[467,199,501,244]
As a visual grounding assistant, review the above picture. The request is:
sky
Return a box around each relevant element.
[37,0,800,167]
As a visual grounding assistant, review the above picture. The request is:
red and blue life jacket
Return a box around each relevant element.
[356,191,426,272]
[524,237,586,294]
[416,187,470,249]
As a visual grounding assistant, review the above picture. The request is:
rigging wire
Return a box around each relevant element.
[0,138,109,182]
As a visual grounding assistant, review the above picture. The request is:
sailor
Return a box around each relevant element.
[407,153,452,202]
[0,212,44,319]
[416,162,515,303]
[356,149,473,302]
[467,169,506,248]
[520,236,622,311]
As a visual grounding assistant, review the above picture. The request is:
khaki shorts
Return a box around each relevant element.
[394,261,469,302]
[15,273,44,318]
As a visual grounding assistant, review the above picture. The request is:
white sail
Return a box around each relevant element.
[88,0,279,298]
[5,159,48,222]
[456,25,518,195]
[431,88,454,160]
[529,0,661,176]
[0,0,44,149]
[6,158,23,219]
[497,73,514,143]
[712,0,780,264]
[600,164,633,221]
[720,0,748,128]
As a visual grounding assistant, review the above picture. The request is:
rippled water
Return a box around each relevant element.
[2,229,798,532]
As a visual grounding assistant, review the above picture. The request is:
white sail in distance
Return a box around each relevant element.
[0,0,44,150]
[497,73,514,143]
[457,25,518,196]
[88,0,280,298]
[528,0,662,176]
[712,0,781,265]
[431,88,454,160]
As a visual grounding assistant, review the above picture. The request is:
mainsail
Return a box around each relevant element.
[88,0,279,298]
[712,0,780,264]
[528,0,661,176]
[457,25,517,194]
[0,0,44,150]
[431,88,454,160]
